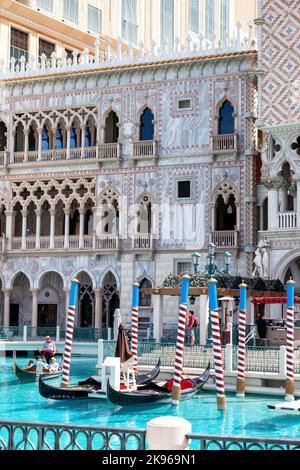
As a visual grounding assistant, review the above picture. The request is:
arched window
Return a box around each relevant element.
[139,278,152,307]
[218,100,234,135]
[41,126,50,150]
[85,124,92,147]
[140,108,154,141]
[56,124,63,149]
[105,111,119,143]
[0,122,7,151]
[14,122,25,152]
[70,124,78,148]
[137,195,152,234]
[28,126,36,151]
[215,193,236,230]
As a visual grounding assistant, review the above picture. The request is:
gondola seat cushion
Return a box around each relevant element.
[165,379,195,392]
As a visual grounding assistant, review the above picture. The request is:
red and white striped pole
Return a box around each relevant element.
[172,274,190,405]
[61,278,80,388]
[131,282,140,373]
[236,281,247,397]
[286,278,295,401]
[208,277,226,411]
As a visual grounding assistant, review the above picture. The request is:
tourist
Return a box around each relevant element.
[49,356,59,372]
[187,310,199,346]
[25,359,35,370]
[42,336,56,364]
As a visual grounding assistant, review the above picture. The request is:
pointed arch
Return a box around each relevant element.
[218,99,235,135]
[99,266,121,291]
[139,107,154,141]
[104,110,119,144]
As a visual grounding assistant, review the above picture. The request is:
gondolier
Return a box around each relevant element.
[41,336,56,364]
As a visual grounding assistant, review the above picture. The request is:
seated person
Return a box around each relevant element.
[26,359,35,369]
[36,356,50,373]
[49,356,59,373]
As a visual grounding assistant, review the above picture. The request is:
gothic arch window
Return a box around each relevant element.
[105,111,119,143]
[218,99,234,135]
[139,278,152,307]
[140,108,154,141]
[0,122,7,151]
[100,188,119,235]
[215,193,236,230]
[70,123,78,148]
[41,125,50,150]
[56,123,64,149]
[136,195,152,234]
[14,122,25,152]
[28,125,36,151]
[102,271,119,329]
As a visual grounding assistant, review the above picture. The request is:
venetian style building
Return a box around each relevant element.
[0,1,258,337]
[256,0,300,290]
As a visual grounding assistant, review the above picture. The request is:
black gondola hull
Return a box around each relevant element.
[13,360,62,383]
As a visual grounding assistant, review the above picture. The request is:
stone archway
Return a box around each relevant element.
[102,272,119,329]
[11,273,31,326]
[76,271,94,327]
[38,271,65,326]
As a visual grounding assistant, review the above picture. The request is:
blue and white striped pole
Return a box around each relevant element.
[286,278,295,401]
[208,277,226,411]
[172,274,190,405]
[237,282,247,397]
[61,278,80,388]
[131,282,140,373]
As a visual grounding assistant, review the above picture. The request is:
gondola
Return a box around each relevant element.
[106,363,211,407]
[13,359,62,384]
[38,359,161,400]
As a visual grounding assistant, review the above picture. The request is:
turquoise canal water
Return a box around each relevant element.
[1,356,300,447]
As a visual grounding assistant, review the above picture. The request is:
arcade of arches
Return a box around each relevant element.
[2,270,119,329]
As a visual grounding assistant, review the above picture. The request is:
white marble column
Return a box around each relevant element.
[152,294,164,341]
[30,288,39,329]
[80,125,85,158]
[64,288,70,326]
[64,209,70,249]
[35,209,41,249]
[24,129,29,162]
[5,210,15,251]
[37,128,42,161]
[94,288,103,329]
[79,208,85,249]
[3,288,10,327]
[49,208,56,249]
[21,210,27,250]
[66,127,71,159]
[268,186,279,230]
[279,186,288,213]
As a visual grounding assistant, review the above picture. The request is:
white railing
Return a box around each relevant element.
[1,24,256,80]
[40,236,50,249]
[13,152,25,163]
[95,235,119,250]
[69,236,80,249]
[28,151,38,162]
[133,141,157,157]
[133,234,153,249]
[211,134,238,152]
[98,143,120,159]
[0,152,5,165]
[69,148,82,160]
[211,230,239,247]
[83,236,93,248]
[11,237,22,250]
[278,212,297,229]
[83,147,97,159]
[26,237,36,250]
[54,236,65,249]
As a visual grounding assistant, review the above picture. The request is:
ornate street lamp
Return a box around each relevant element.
[224,252,232,275]
[192,252,201,274]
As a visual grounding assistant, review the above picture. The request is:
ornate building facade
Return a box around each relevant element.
[256,0,300,290]
[0,35,258,335]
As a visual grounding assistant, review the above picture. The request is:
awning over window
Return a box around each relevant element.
[252,297,300,305]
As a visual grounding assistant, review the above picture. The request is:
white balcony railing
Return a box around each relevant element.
[210,230,239,248]
[98,143,120,160]
[278,212,297,229]
[95,235,119,250]
[211,134,238,153]
[133,141,157,158]
[133,234,153,250]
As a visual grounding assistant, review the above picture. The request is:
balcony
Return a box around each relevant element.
[9,235,119,253]
[211,134,238,154]
[133,234,153,250]
[133,141,157,160]
[210,230,239,248]
[278,212,297,229]
[10,144,121,165]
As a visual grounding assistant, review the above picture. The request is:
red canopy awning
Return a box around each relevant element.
[252,297,300,305]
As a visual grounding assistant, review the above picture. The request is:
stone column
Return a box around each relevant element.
[152,294,164,342]
[64,209,70,249]
[21,210,27,250]
[3,288,10,327]
[37,127,42,161]
[296,180,300,229]
[267,184,279,230]
[66,127,71,159]
[80,125,85,158]
[49,208,56,249]
[279,184,288,213]
[94,288,103,329]
[5,210,15,251]
[79,208,85,249]
[24,129,29,162]
[35,209,41,249]
[30,288,39,329]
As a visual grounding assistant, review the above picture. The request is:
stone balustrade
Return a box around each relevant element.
[278,211,297,229]
[211,230,239,248]
[0,26,257,80]
[133,140,157,158]
[133,234,153,250]
[10,235,120,252]
[211,134,238,153]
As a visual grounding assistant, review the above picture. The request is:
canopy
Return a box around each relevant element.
[115,324,133,363]
[252,297,300,305]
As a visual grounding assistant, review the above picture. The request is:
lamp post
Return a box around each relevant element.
[192,252,201,274]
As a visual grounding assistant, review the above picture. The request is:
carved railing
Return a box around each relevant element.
[95,235,119,250]
[98,143,120,159]
[133,234,153,249]
[210,230,239,247]
[133,140,157,158]
[211,134,238,153]
[278,211,297,229]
